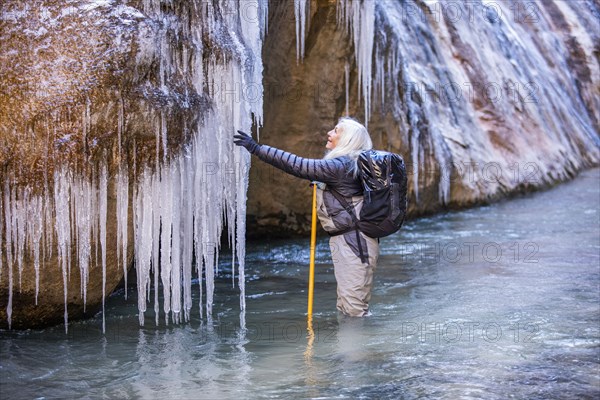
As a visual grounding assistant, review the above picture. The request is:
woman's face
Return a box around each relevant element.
[326,125,341,149]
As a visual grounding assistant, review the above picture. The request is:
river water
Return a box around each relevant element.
[1,168,599,399]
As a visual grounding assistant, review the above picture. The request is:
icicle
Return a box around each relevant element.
[338,0,375,125]
[134,168,153,326]
[191,133,204,319]
[294,0,308,63]
[116,164,129,299]
[14,187,26,292]
[99,162,108,334]
[3,179,13,329]
[91,169,99,278]
[54,167,72,332]
[358,0,374,124]
[118,94,124,160]
[69,169,76,279]
[380,50,385,108]
[374,42,385,109]
[345,61,350,116]
[337,0,347,29]
[235,149,250,311]
[191,24,204,94]
[151,170,161,326]
[181,153,194,322]
[197,115,218,319]
[43,120,52,267]
[170,160,182,324]
[203,245,215,317]
[43,185,53,263]
[27,195,43,305]
[159,166,173,324]
[159,29,167,91]
[130,138,140,319]
[74,175,93,311]
[261,0,269,38]
[155,114,160,163]
[161,111,167,163]
[407,85,421,202]
[230,205,236,289]
[238,0,266,127]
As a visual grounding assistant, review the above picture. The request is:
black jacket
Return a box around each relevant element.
[252,144,362,197]
[252,144,372,261]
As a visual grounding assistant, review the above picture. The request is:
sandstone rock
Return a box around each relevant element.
[247,0,599,236]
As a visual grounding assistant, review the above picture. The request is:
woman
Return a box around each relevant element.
[234,117,379,317]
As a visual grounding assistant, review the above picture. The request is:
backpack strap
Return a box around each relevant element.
[329,189,359,225]
[327,189,367,264]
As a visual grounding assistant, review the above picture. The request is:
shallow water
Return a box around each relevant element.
[1,169,599,399]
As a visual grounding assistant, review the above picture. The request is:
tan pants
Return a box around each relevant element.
[329,232,379,317]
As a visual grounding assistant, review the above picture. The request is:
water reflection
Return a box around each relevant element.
[303,316,317,390]
[126,316,255,399]
[336,315,370,363]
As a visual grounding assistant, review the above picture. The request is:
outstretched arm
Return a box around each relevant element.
[234,131,349,184]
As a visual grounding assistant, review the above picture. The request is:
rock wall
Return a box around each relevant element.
[247,0,599,237]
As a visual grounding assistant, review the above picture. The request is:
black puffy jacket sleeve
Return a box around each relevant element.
[251,144,351,186]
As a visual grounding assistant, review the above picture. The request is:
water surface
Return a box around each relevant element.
[1,169,599,399]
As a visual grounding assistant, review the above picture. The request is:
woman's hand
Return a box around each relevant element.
[233,130,259,154]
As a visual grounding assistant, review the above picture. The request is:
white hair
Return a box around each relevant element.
[324,117,373,176]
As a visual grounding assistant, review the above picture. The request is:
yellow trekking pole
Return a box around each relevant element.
[307,182,318,316]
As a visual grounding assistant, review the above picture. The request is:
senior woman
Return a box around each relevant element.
[234,117,379,317]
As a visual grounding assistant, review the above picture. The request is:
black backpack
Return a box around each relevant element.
[356,150,408,237]
[330,150,408,239]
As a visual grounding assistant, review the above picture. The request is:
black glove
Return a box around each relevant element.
[233,130,260,154]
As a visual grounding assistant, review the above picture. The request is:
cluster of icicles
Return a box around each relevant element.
[2,166,114,332]
[0,0,377,332]
[0,0,268,332]
[2,98,256,334]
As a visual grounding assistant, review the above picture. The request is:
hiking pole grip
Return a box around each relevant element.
[307,182,318,317]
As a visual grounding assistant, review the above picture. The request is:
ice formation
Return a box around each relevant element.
[294,0,309,63]
[0,0,268,331]
[337,0,375,126]
[120,0,267,327]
